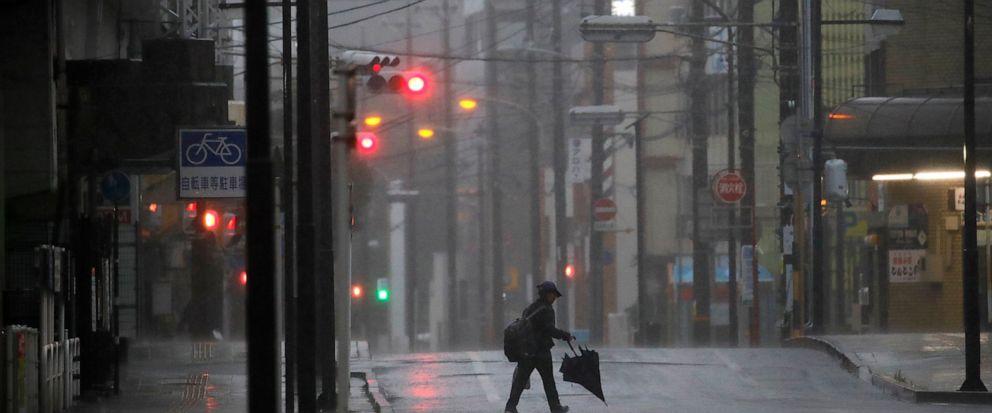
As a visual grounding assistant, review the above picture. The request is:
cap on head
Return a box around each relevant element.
[536,281,563,298]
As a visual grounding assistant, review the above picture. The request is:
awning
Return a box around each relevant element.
[825,96,992,177]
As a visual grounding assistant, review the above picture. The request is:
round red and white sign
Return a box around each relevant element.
[712,169,747,204]
[593,198,617,222]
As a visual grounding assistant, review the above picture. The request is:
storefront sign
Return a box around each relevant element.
[889,249,926,283]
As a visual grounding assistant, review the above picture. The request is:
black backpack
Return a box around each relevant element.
[503,306,546,362]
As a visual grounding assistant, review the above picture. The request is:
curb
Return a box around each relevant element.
[786,336,992,405]
[352,370,392,413]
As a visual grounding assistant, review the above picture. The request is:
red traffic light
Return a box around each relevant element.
[371,63,382,73]
[564,264,575,279]
[356,132,378,154]
[203,209,219,231]
[407,74,427,93]
[240,270,248,286]
[352,284,363,299]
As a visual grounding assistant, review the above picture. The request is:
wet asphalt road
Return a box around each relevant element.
[367,347,992,413]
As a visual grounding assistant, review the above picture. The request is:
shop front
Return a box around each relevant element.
[825,96,992,333]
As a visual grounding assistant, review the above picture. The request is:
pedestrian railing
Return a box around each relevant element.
[191,342,216,363]
[40,336,78,413]
[2,326,80,413]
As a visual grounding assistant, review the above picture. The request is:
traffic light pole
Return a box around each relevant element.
[404,9,419,352]
[526,0,543,323]
[312,0,336,406]
[332,63,356,412]
[551,0,569,331]
[485,0,505,341]
[689,0,712,346]
[441,0,458,349]
[244,0,279,410]
[587,0,608,345]
[294,0,317,409]
[960,0,987,393]
[280,1,296,411]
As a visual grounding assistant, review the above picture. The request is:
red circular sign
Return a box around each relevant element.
[712,169,747,204]
[593,198,617,222]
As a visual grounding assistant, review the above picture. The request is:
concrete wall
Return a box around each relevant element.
[1,1,57,199]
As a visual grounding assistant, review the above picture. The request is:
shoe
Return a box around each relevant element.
[504,408,519,413]
[550,406,569,413]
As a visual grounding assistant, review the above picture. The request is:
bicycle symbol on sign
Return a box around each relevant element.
[185,133,243,165]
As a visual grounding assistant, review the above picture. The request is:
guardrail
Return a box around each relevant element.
[2,326,80,413]
[2,325,40,413]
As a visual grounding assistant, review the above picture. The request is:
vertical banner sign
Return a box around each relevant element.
[178,128,247,198]
[887,204,929,283]
[567,138,591,183]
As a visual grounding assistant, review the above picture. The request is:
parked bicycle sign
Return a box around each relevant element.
[178,128,246,198]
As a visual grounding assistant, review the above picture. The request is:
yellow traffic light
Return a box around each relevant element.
[459,98,478,111]
[364,115,383,127]
[417,128,435,139]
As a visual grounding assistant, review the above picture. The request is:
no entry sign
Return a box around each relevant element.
[593,198,617,221]
[712,169,747,204]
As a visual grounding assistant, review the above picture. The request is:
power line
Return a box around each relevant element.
[329,0,431,30]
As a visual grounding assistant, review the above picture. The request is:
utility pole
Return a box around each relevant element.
[588,0,607,345]
[244,0,278,410]
[960,0,987,393]
[477,144,488,344]
[738,0,759,346]
[551,0,569,331]
[293,0,317,410]
[485,0,505,340]
[405,8,419,352]
[442,0,458,349]
[808,0,827,334]
[526,0,542,312]
[280,1,296,411]
[725,26,738,348]
[778,0,801,339]
[312,0,336,406]
[690,0,713,346]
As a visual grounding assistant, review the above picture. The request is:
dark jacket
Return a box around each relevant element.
[523,299,571,352]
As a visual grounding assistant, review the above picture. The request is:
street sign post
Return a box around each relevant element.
[712,169,747,204]
[178,128,247,198]
[593,198,617,231]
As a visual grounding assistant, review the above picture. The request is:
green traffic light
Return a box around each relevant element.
[376,289,389,302]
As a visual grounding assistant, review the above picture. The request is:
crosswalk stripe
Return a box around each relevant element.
[468,352,501,403]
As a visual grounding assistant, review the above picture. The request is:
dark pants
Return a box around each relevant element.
[505,351,561,410]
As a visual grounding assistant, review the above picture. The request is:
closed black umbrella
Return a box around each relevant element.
[559,342,606,405]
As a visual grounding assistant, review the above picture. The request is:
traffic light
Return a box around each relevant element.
[352,284,364,299]
[458,98,478,111]
[339,50,400,73]
[375,278,390,302]
[239,270,248,286]
[355,132,378,154]
[366,70,432,97]
[417,128,435,140]
[564,264,576,279]
[364,115,383,127]
[202,209,219,231]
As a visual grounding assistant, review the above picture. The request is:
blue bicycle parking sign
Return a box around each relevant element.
[178,128,247,198]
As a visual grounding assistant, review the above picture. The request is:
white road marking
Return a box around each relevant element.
[469,351,502,402]
[713,349,778,400]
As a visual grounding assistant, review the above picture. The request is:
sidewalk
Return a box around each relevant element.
[789,333,992,404]
[69,340,381,412]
